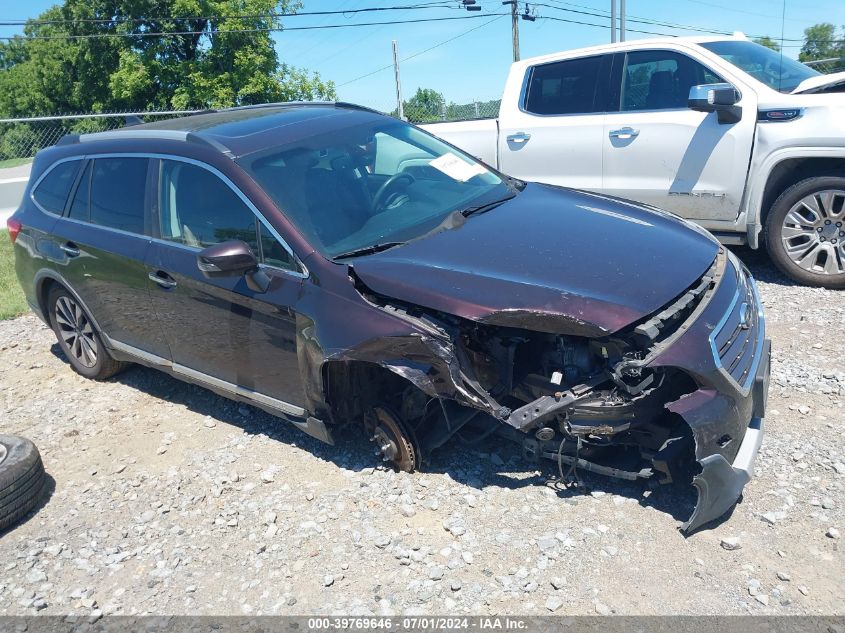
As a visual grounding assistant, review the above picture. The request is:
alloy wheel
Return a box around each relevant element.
[54,296,98,368]
[780,189,845,276]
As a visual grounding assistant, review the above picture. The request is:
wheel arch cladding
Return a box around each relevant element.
[761,156,845,221]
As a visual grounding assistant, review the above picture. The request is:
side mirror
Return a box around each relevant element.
[688,83,741,124]
[197,240,271,293]
[197,240,258,278]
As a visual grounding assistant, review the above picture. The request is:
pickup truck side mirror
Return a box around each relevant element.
[688,83,742,124]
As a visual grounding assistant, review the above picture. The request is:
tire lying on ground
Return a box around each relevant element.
[0,435,47,532]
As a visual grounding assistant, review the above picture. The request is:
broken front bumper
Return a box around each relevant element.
[681,338,769,531]
[654,251,770,532]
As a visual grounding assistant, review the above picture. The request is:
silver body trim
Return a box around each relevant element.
[80,130,190,143]
[708,260,766,396]
[107,338,306,417]
[732,417,763,478]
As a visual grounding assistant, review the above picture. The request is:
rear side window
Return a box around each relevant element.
[32,160,81,214]
[524,56,603,115]
[90,158,148,234]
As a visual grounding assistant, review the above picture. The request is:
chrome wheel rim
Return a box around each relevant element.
[54,296,98,368]
[781,189,845,276]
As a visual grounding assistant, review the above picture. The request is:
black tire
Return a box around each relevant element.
[47,285,125,380]
[764,176,845,289]
[0,435,47,532]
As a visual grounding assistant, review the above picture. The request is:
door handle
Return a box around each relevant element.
[148,271,177,289]
[60,242,80,257]
[609,127,640,139]
[506,132,532,143]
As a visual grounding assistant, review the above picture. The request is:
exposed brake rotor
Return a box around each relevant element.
[368,406,419,473]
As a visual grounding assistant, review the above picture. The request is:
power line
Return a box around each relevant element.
[280,0,368,61]
[310,4,423,67]
[537,12,674,37]
[337,14,507,87]
[0,4,840,46]
[0,13,510,41]
[675,0,795,20]
[0,2,459,27]
[536,0,820,42]
[535,2,730,35]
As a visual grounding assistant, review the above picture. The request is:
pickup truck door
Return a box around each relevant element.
[602,49,756,221]
[497,54,611,191]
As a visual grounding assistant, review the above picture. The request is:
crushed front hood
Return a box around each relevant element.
[352,183,719,337]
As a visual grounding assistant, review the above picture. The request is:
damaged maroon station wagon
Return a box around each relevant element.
[10,103,770,531]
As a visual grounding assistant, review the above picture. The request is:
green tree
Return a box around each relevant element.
[0,0,336,117]
[401,88,445,123]
[799,23,840,62]
[753,36,781,52]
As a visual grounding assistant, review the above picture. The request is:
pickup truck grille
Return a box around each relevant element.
[711,264,764,390]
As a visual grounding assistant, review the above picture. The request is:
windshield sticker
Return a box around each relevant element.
[429,152,488,182]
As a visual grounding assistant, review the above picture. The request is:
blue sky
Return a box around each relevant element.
[1,0,843,112]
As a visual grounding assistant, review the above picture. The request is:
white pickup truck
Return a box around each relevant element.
[422,35,845,288]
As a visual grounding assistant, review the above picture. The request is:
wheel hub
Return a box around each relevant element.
[368,406,418,473]
[54,296,98,368]
[820,222,840,241]
[780,189,845,276]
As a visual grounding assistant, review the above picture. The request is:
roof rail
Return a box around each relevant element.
[219,101,384,115]
[54,128,234,157]
[50,102,384,154]
[79,129,191,143]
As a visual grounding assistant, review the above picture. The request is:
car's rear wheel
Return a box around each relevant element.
[47,286,125,380]
[764,176,845,289]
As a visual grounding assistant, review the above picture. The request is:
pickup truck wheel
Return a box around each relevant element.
[764,176,845,289]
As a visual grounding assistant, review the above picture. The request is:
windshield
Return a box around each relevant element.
[237,117,511,259]
[700,40,820,93]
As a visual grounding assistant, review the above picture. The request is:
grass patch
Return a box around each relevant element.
[0,230,28,319]
[0,157,32,169]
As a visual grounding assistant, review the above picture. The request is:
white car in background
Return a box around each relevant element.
[423,35,845,288]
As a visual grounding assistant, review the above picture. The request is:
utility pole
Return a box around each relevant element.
[619,0,626,41]
[610,0,616,43]
[502,1,520,62]
[392,40,404,120]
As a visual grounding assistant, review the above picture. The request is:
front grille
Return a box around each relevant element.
[711,264,764,389]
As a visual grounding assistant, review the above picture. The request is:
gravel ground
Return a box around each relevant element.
[0,247,842,617]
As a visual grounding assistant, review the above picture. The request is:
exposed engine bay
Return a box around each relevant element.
[325,246,770,534]
[342,257,736,527]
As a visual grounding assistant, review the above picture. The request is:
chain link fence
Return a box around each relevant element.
[402,99,501,124]
[0,111,204,163]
